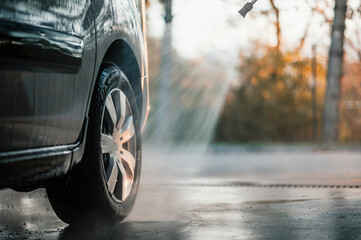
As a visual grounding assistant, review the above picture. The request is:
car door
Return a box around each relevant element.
[0,0,96,151]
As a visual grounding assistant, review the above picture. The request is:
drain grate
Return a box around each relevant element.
[187,183,361,189]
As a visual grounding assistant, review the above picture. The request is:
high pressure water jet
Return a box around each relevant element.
[238,0,258,18]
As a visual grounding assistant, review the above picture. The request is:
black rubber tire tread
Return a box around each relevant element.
[46,65,142,225]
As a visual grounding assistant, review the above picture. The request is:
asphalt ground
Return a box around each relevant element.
[1,146,361,240]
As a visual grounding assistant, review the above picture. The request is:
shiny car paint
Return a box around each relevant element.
[0,0,149,188]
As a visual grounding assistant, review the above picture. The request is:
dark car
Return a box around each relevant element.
[0,0,149,224]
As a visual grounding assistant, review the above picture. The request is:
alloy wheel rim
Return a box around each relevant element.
[100,88,136,201]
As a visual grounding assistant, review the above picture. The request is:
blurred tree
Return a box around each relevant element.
[339,62,361,141]
[216,0,361,143]
[322,0,347,142]
[216,47,326,142]
[154,0,173,143]
[268,0,281,51]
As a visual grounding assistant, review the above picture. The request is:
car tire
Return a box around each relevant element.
[46,64,141,224]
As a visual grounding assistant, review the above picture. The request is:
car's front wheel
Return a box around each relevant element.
[46,65,141,224]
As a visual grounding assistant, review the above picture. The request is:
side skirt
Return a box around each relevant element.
[0,117,88,190]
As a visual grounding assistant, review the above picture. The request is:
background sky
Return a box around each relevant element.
[147,0,360,59]
[146,0,325,85]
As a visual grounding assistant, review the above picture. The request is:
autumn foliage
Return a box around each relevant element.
[339,62,361,141]
[216,46,327,142]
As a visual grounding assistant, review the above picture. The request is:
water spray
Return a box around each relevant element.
[238,0,258,18]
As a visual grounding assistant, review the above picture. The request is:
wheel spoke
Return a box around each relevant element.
[118,150,134,201]
[120,148,136,175]
[122,176,133,201]
[119,116,135,143]
[105,154,119,194]
[105,94,117,129]
[117,92,127,130]
[101,133,118,154]
[114,151,128,200]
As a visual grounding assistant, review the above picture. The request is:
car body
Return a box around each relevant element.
[0,0,149,223]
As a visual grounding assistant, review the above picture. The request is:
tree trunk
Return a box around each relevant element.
[322,0,347,142]
[157,0,173,143]
[269,0,281,51]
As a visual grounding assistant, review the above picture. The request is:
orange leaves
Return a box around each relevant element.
[216,45,327,142]
[339,62,361,141]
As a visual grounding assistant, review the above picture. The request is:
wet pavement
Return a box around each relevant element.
[1,146,361,240]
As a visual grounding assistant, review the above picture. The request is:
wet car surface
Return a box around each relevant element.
[0,0,149,223]
[1,146,361,240]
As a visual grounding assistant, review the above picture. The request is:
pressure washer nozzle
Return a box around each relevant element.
[238,0,258,18]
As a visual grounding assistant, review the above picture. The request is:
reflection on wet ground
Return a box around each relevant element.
[1,146,361,239]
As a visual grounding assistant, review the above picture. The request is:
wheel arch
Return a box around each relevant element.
[70,39,144,168]
[101,40,143,114]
